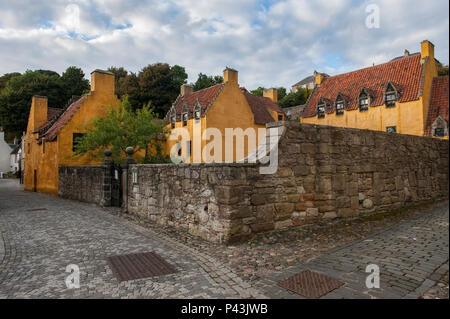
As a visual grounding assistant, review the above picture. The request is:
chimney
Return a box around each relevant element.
[180,84,193,96]
[421,40,435,61]
[223,67,238,84]
[31,96,48,129]
[263,88,278,103]
[90,69,115,95]
[314,70,324,86]
[404,49,410,57]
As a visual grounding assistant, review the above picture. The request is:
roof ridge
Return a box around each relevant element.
[323,52,420,81]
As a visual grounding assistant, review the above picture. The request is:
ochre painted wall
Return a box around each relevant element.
[24,71,117,195]
[165,80,273,163]
[301,48,438,137]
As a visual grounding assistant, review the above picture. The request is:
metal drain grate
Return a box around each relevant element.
[278,270,344,299]
[106,251,178,282]
[26,208,48,211]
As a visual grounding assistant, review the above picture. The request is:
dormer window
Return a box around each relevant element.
[358,89,370,112]
[335,94,346,116]
[170,110,176,128]
[384,82,398,108]
[182,104,188,126]
[317,98,326,119]
[194,101,201,121]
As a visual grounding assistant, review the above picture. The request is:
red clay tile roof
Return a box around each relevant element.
[424,76,449,136]
[302,53,424,118]
[47,107,63,120]
[168,83,226,122]
[241,88,284,125]
[41,95,88,141]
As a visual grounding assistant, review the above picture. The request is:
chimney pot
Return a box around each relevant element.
[404,49,410,57]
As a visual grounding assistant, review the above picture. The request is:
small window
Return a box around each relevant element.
[335,95,346,115]
[182,113,188,126]
[434,128,445,137]
[386,126,397,133]
[278,114,283,121]
[195,110,200,120]
[72,133,85,152]
[171,115,176,128]
[317,99,326,119]
[358,90,369,112]
[385,83,397,107]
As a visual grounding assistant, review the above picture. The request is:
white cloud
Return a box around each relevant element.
[0,0,448,90]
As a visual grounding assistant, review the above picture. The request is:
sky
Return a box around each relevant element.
[0,0,448,90]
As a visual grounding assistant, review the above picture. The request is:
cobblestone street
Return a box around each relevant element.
[0,179,448,299]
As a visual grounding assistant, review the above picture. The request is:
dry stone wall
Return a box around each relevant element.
[58,165,103,204]
[126,122,449,243]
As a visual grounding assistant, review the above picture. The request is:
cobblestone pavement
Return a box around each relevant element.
[254,203,449,299]
[0,179,264,299]
[1,179,448,299]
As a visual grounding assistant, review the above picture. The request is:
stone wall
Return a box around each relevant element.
[126,122,449,243]
[58,166,103,204]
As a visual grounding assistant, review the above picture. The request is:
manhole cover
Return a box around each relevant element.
[26,208,48,211]
[278,270,344,299]
[106,251,178,282]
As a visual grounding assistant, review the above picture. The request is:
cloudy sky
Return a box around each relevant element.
[0,0,448,90]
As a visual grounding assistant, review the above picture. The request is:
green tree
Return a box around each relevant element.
[192,73,223,91]
[0,70,66,134]
[117,72,141,111]
[279,88,312,108]
[107,66,128,94]
[138,63,188,117]
[250,87,264,96]
[60,66,90,102]
[277,87,287,100]
[73,97,169,163]
[0,72,21,93]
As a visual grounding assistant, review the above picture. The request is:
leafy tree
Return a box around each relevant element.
[0,72,21,93]
[0,70,66,133]
[278,87,312,108]
[60,66,90,102]
[437,61,449,76]
[192,73,223,91]
[73,97,170,163]
[277,87,287,100]
[107,66,128,94]
[0,68,91,135]
[137,63,188,117]
[117,72,141,111]
[250,87,264,96]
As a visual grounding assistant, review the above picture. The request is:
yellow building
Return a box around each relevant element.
[301,40,448,139]
[165,68,285,162]
[24,70,117,194]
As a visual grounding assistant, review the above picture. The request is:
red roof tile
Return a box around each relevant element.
[42,95,88,141]
[424,76,449,136]
[47,107,63,120]
[241,88,283,125]
[169,83,226,121]
[302,53,423,118]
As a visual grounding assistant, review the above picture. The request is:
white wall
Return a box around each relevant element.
[0,131,13,174]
